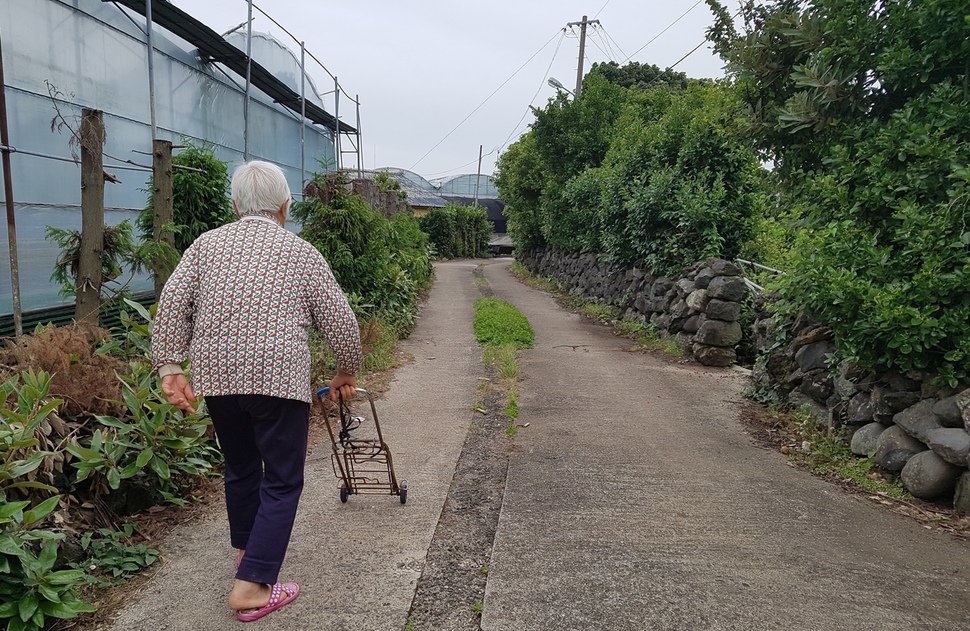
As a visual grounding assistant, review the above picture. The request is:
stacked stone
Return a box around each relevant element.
[749,302,970,512]
[517,249,749,368]
[849,387,970,510]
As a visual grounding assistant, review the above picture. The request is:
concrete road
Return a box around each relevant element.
[477,258,970,631]
[107,258,970,631]
[107,259,484,631]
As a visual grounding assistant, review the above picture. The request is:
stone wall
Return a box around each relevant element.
[517,248,747,368]
[303,173,407,218]
[750,294,970,514]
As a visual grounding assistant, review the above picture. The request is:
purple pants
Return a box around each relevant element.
[206,394,310,586]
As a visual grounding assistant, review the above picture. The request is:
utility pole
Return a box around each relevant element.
[474,144,483,207]
[567,15,599,98]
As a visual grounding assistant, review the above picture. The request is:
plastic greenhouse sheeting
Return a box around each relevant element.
[0,0,341,313]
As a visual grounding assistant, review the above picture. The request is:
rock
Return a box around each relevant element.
[846,392,874,424]
[788,392,829,426]
[709,259,742,276]
[833,362,860,400]
[669,317,689,334]
[694,318,742,347]
[873,425,927,472]
[886,370,921,392]
[871,386,920,419]
[706,276,746,302]
[954,473,970,517]
[705,298,740,322]
[799,371,833,403]
[675,278,696,296]
[651,279,673,297]
[681,315,700,335]
[790,327,833,350]
[924,427,970,466]
[685,289,710,313]
[794,341,837,373]
[933,395,964,428]
[850,422,888,456]
[892,399,942,443]
[668,297,690,319]
[633,294,650,314]
[694,267,716,289]
[900,450,961,500]
[692,344,736,367]
[956,389,970,432]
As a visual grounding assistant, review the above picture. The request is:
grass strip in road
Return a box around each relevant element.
[405,271,533,630]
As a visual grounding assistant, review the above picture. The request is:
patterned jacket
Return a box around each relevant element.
[151,215,362,403]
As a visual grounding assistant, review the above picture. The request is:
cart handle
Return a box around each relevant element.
[316,386,370,397]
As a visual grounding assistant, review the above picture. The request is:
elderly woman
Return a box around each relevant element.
[151,160,362,622]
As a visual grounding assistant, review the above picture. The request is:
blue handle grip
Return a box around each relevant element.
[316,386,367,397]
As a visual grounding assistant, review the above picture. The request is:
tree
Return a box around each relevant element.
[706,0,970,384]
[588,60,689,91]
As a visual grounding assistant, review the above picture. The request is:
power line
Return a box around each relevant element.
[591,25,618,61]
[593,0,612,19]
[667,38,708,71]
[621,0,704,64]
[422,149,499,178]
[499,30,568,153]
[597,24,629,61]
[586,27,616,62]
[408,29,564,172]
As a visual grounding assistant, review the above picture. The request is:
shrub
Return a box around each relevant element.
[294,172,431,336]
[418,203,492,259]
[137,142,234,253]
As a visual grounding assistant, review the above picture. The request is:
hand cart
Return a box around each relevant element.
[316,387,408,504]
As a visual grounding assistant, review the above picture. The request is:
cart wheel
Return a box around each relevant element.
[340,487,350,503]
[399,481,408,505]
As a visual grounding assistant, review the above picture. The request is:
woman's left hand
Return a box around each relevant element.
[162,374,199,414]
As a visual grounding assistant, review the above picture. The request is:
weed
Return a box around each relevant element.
[618,319,684,356]
[783,407,911,499]
[73,524,160,586]
[474,298,535,349]
[480,565,489,575]
[474,298,530,441]
[484,344,519,384]
[471,601,484,615]
[505,389,519,422]
[509,263,561,292]
[579,301,620,323]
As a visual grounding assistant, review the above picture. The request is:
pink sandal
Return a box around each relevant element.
[235,582,300,622]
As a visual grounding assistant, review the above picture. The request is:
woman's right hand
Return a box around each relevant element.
[327,372,358,401]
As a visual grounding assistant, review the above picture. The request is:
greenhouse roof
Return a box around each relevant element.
[105,0,355,134]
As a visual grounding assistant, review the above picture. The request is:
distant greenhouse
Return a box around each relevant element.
[431,174,499,199]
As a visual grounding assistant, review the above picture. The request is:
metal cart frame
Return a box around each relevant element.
[316,387,408,504]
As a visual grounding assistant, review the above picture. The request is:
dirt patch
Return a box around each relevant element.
[405,375,509,631]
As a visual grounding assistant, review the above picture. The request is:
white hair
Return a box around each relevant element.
[230,161,292,217]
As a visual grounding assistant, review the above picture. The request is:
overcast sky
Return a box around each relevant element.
[170,0,732,180]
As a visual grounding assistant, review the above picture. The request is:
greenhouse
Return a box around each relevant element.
[0,0,358,321]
